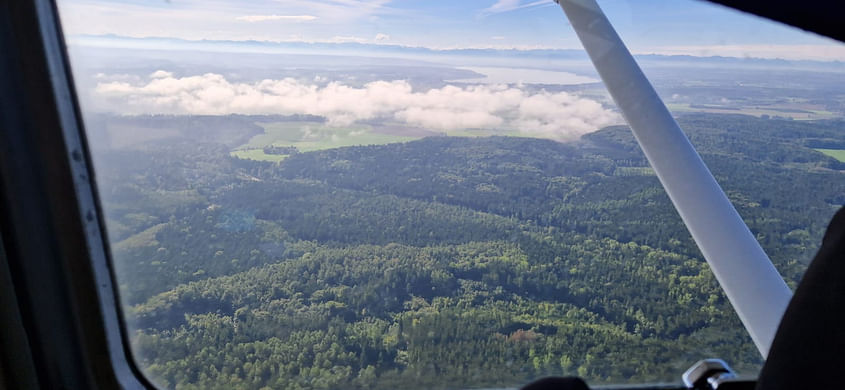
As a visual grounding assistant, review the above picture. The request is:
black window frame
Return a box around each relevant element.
[0,0,150,388]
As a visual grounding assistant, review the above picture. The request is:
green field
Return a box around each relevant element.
[231,121,543,162]
[613,166,656,176]
[235,121,417,155]
[815,148,845,162]
[230,149,289,162]
[667,103,838,120]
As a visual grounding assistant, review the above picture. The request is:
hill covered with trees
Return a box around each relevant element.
[91,114,844,389]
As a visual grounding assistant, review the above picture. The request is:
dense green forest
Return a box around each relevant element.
[90,113,844,389]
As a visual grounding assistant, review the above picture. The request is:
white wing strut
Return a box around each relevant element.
[555,0,791,357]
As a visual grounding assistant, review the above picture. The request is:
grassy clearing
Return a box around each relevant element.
[230,149,288,162]
[815,148,845,162]
[231,120,565,162]
[614,166,655,176]
[113,223,167,251]
[233,121,418,161]
[666,103,837,120]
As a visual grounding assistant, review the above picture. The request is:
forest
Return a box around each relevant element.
[89,113,844,389]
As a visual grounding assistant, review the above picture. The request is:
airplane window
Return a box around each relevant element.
[54,0,844,388]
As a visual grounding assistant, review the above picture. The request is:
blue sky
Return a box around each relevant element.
[58,0,845,60]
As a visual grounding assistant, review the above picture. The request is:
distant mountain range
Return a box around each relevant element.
[69,34,845,71]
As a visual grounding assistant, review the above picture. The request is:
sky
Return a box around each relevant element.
[57,0,845,61]
[60,0,844,138]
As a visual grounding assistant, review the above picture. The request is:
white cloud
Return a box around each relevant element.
[150,70,174,79]
[375,33,390,42]
[491,36,506,40]
[329,35,369,43]
[235,14,317,22]
[56,0,400,42]
[93,72,618,140]
[482,0,552,15]
[484,0,520,13]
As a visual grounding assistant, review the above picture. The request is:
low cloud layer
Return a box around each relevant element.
[94,71,617,140]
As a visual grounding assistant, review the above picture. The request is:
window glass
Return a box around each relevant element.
[56,0,844,388]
